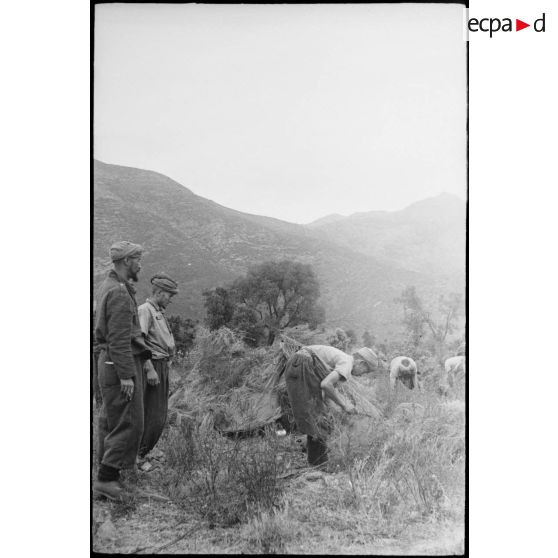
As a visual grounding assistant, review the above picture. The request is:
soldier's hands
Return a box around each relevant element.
[144,360,160,386]
[120,378,134,400]
[146,368,160,386]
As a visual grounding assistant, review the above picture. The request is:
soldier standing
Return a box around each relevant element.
[138,272,179,459]
[93,241,151,500]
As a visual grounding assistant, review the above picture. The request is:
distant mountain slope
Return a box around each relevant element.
[307,213,346,227]
[93,160,464,337]
[306,193,466,275]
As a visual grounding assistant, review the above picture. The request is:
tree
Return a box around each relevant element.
[203,260,325,345]
[396,287,426,348]
[202,287,235,331]
[395,286,463,357]
[229,305,266,348]
[233,260,323,337]
[327,328,351,352]
[167,315,197,355]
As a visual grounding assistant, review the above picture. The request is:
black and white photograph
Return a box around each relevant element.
[6,0,558,557]
[92,2,467,554]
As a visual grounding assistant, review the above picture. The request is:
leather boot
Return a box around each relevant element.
[93,479,124,501]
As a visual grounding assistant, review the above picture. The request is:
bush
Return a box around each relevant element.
[160,420,198,496]
[167,315,197,354]
[327,328,351,351]
[159,417,287,528]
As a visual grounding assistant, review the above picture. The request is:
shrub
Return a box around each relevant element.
[327,328,351,351]
[240,508,299,554]
[159,420,198,496]
[167,315,197,354]
[159,416,287,528]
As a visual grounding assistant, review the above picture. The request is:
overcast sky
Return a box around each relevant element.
[94,3,467,224]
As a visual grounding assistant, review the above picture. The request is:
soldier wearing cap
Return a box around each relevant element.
[93,241,152,500]
[137,272,179,458]
[282,344,382,468]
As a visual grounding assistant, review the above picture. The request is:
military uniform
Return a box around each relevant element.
[95,270,151,473]
[92,302,102,406]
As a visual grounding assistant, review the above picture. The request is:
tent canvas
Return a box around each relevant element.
[215,390,283,436]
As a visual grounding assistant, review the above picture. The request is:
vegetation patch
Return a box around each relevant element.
[158,418,287,528]
[93,280,465,554]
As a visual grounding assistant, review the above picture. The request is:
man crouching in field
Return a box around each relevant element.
[284,345,379,468]
[93,241,152,501]
[137,272,178,459]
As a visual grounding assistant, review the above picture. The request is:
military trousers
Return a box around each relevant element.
[139,359,170,458]
[285,350,331,466]
[92,348,102,406]
[97,349,144,471]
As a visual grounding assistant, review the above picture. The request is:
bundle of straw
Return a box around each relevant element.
[278,333,304,355]
[262,334,303,391]
[338,379,383,420]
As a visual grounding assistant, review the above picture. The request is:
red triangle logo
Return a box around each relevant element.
[516,19,530,31]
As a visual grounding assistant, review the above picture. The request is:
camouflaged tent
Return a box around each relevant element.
[168,383,290,436]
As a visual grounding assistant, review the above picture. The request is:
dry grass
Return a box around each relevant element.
[326,377,465,527]
[239,505,302,554]
[280,324,331,346]
[168,328,464,528]
[156,417,287,528]
[93,326,465,554]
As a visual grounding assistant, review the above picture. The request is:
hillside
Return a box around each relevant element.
[93,329,465,553]
[306,193,466,275]
[307,213,346,227]
[93,160,464,337]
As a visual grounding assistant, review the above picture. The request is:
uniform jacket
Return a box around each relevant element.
[95,270,151,380]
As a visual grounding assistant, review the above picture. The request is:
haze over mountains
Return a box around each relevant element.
[306,193,465,275]
[94,160,465,337]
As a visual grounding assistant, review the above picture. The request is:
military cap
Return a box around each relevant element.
[110,241,143,262]
[354,347,379,370]
[151,272,179,294]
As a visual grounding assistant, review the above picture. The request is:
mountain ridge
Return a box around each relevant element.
[93,160,465,336]
[305,192,465,275]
